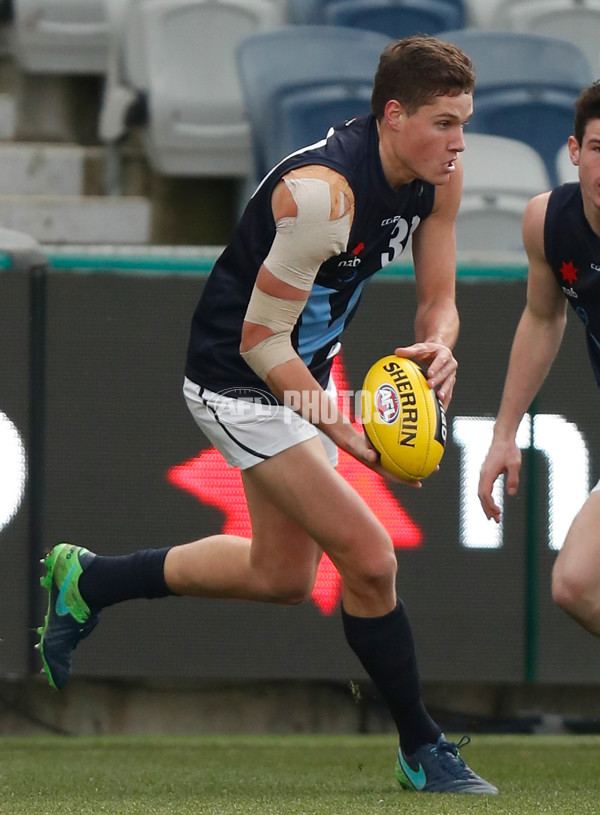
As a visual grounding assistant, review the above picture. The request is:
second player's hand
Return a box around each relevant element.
[478,440,522,522]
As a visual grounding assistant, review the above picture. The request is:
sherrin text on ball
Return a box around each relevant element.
[361,355,446,481]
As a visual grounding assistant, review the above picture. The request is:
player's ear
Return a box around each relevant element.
[567,135,580,166]
[384,99,406,130]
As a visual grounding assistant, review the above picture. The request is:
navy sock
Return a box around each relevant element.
[342,600,441,755]
[78,547,175,610]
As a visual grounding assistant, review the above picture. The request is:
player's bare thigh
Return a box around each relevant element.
[553,490,600,597]
[243,436,397,606]
[241,466,323,603]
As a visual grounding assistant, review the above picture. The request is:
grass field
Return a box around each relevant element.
[1,733,599,814]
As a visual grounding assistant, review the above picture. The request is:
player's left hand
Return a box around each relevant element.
[394,342,457,410]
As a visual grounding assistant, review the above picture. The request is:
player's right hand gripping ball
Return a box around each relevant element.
[361,355,446,481]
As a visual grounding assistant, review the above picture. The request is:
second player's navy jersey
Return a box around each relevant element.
[544,183,600,390]
[185,115,435,394]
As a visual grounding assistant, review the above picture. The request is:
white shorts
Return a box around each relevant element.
[183,376,339,470]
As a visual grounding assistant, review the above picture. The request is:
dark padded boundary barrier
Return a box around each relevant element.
[2,245,598,685]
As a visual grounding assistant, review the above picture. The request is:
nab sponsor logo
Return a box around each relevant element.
[375,384,400,424]
[338,256,361,268]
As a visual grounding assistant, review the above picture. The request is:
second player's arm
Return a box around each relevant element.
[478,192,568,520]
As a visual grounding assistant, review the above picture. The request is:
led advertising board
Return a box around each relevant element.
[3,270,599,682]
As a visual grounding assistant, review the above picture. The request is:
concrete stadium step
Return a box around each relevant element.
[0,194,151,243]
[0,142,84,194]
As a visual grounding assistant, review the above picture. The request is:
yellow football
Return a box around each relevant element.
[361,355,446,481]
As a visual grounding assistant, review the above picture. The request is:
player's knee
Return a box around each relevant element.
[348,548,397,594]
[552,563,589,615]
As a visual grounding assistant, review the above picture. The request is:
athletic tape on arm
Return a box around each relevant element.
[240,287,304,379]
[263,175,351,290]
[241,173,352,380]
[240,333,299,382]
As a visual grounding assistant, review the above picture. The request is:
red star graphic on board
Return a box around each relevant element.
[167,354,422,615]
[560,260,578,285]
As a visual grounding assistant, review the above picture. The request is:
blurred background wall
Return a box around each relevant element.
[2,252,600,735]
[0,0,599,737]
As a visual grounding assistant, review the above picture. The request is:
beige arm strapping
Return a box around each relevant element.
[240,288,305,380]
[241,170,354,380]
[263,175,351,291]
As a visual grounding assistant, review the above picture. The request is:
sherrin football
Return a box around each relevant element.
[361,355,446,481]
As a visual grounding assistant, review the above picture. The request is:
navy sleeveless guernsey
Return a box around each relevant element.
[185,115,435,395]
[544,183,600,389]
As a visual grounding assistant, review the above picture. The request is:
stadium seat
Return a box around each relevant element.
[99,0,153,148]
[440,29,593,186]
[556,142,578,184]
[462,132,551,197]
[98,0,150,193]
[237,25,390,179]
[100,0,285,180]
[461,0,503,25]
[457,133,551,252]
[289,0,465,25]
[322,0,465,34]
[491,0,600,78]
[456,195,528,253]
[13,0,110,74]
[286,0,321,21]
